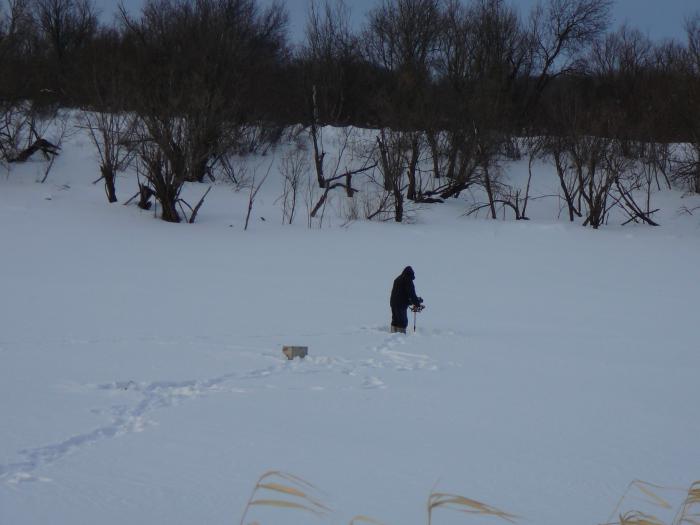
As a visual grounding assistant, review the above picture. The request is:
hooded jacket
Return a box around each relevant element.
[390,266,421,309]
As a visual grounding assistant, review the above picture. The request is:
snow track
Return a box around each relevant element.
[0,330,440,485]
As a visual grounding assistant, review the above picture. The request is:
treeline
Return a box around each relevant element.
[2,0,698,135]
[1,0,700,226]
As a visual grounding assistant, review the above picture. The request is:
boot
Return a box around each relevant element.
[390,325,406,334]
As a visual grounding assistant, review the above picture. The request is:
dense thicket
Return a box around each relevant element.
[2,0,699,224]
[0,0,697,137]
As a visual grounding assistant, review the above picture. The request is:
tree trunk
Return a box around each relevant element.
[377,133,392,191]
[153,180,181,222]
[159,194,181,223]
[137,184,153,210]
[102,165,118,203]
[406,135,419,201]
[393,180,403,223]
[553,153,577,221]
[427,131,441,179]
[482,164,497,219]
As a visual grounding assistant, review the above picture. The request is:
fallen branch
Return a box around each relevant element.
[310,182,358,218]
[188,186,212,224]
[8,138,60,163]
[614,180,660,226]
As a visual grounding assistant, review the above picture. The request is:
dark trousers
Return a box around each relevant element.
[391,305,408,329]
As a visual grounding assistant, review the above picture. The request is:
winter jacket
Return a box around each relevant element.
[390,266,422,309]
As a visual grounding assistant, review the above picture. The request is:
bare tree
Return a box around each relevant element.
[538,86,584,222]
[79,109,135,202]
[527,0,612,109]
[545,135,582,221]
[31,0,97,94]
[74,24,138,203]
[301,3,377,217]
[431,0,528,215]
[578,137,622,228]
[0,0,32,63]
[32,0,96,59]
[364,0,441,82]
[302,0,358,124]
[1,1,34,164]
[376,128,406,222]
[121,0,287,181]
[134,136,183,222]
[364,0,441,193]
[687,12,700,72]
[119,0,287,222]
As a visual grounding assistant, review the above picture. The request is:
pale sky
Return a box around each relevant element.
[98,0,699,43]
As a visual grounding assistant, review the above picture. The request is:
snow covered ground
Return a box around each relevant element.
[1,126,699,525]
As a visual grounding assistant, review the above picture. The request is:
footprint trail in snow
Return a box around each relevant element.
[0,329,444,484]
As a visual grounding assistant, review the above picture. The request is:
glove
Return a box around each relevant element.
[417,297,423,304]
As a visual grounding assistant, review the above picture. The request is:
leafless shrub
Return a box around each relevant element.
[278,148,308,225]
[640,142,674,193]
[79,110,136,202]
[616,141,676,224]
[347,171,395,223]
[672,144,700,194]
[3,103,69,182]
[237,123,285,156]
[308,120,375,219]
[0,101,32,163]
[214,151,243,186]
[571,136,620,228]
[36,108,70,183]
[130,121,213,224]
[474,137,561,221]
[467,179,534,221]
[244,163,271,231]
[568,135,660,227]
[134,138,184,222]
[535,126,660,227]
[537,134,583,221]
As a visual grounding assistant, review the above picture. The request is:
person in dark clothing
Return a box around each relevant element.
[390,266,423,333]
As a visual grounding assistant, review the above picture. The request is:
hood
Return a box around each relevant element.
[402,266,415,280]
